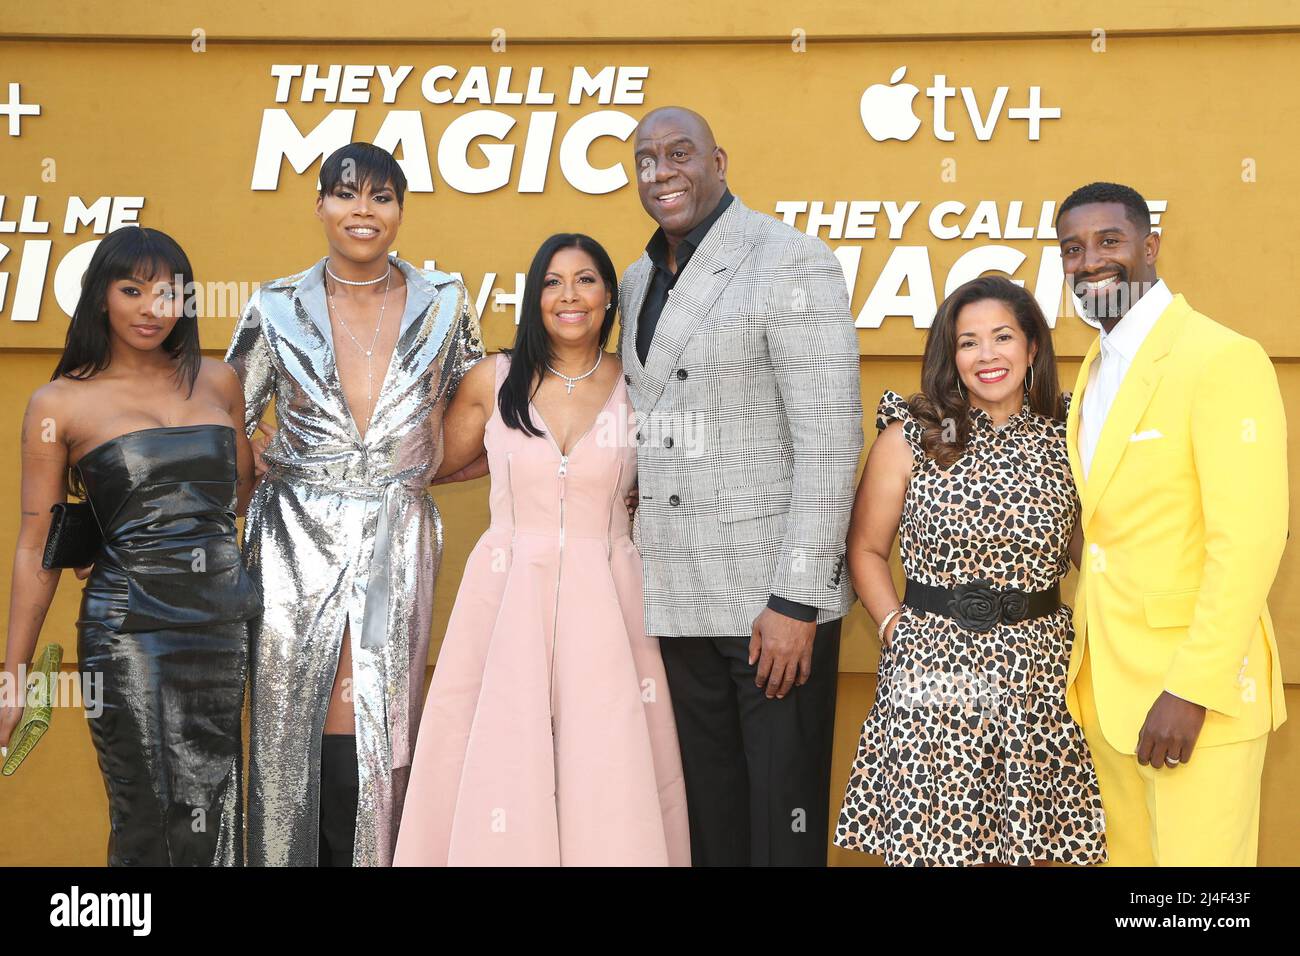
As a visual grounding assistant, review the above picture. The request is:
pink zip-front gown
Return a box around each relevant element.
[393,354,690,866]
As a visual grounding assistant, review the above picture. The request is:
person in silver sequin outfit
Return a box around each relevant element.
[225,144,484,866]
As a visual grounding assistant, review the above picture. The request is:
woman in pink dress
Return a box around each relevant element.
[393,234,690,866]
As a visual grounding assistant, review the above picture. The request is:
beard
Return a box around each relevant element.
[1072,265,1133,322]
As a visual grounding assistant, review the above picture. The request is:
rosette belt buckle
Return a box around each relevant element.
[903,578,1058,632]
[949,579,1031,632]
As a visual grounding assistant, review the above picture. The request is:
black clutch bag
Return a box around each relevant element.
[41,501,102,570]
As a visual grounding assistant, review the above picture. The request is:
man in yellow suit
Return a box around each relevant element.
[1058,182,1288,866]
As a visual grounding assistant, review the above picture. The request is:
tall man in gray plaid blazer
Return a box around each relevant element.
[621,107,863,866]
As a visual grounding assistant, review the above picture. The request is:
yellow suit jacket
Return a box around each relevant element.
[1066,293,1288,753]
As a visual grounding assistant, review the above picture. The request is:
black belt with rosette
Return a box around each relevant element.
[904,578,1060,633]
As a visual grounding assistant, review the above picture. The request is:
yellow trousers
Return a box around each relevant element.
[1076,647,1267,866]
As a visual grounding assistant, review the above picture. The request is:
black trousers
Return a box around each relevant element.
[659,619,841,866]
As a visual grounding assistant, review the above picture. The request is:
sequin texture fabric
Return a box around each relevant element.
[225,255,484,866]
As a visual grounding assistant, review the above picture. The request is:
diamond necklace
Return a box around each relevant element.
[326,267,392,430]
[326,259,392,286]
[546,350,602,395]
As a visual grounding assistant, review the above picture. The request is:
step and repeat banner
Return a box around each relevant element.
[2,3,1297,863]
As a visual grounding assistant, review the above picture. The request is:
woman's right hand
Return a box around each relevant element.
[7,385,74,758]
[0,699,24,757]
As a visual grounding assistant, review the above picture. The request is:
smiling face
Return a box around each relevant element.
[539,246,611,349]
[954,298,1037,408]
[104,270,183,352]
[1057,201,1160,324]
[315,176,403,262]
[633,109,728,241]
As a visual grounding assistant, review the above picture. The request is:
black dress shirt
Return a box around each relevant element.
[636,189,817,625]
[635,189,734,365]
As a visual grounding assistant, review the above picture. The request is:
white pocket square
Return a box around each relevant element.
[1130,429,1165,442]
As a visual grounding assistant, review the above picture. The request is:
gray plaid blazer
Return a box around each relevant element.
[620,195,864,638]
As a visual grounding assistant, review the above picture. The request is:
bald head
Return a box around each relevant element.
[636,107,718,152]
[633,106,728,241]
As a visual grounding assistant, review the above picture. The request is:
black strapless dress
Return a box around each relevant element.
[76,424,261,866]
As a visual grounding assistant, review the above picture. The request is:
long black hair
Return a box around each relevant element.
[51,226,201,395]
[498,233,619,436]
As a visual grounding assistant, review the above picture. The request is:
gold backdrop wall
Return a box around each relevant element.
[1,2,1297,865]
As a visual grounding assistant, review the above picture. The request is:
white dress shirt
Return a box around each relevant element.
[1079,279,1173,479]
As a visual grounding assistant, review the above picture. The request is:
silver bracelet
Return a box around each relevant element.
[877,606,903,641]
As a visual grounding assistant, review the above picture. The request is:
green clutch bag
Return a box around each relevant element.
[2,643,63,776]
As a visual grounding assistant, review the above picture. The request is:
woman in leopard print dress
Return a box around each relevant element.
[835,276,1106,866]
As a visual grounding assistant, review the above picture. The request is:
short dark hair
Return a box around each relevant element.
[319,142,408,207]
[1056,181,1151,232]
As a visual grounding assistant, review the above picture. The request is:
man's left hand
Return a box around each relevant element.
[1136,691,1206,770]
[749,608,816,700]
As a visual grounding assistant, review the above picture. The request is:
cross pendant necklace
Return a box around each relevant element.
[546,350,603,396]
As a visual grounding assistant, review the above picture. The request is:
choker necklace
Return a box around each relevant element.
[326,258,393,286]
[546,351,602,395]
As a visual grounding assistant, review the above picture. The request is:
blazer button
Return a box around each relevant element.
[624,373,632,385]
[663,437,674,448]
[635,430,643,442]
[669,494,681,507]
[676,368,688,380]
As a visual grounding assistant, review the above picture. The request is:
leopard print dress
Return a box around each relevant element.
[835,390,1107,866]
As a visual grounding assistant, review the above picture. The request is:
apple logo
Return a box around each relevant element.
[860,66,922,142]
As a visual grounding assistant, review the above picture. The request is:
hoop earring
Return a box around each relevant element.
[1025,365,1034,393]
[956,378,966,401]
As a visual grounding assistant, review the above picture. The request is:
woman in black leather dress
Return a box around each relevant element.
[0,227,260,866]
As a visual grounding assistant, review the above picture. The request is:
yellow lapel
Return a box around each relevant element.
[1079,295,1191,530]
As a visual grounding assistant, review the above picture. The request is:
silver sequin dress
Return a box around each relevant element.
[225,255,484,866]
